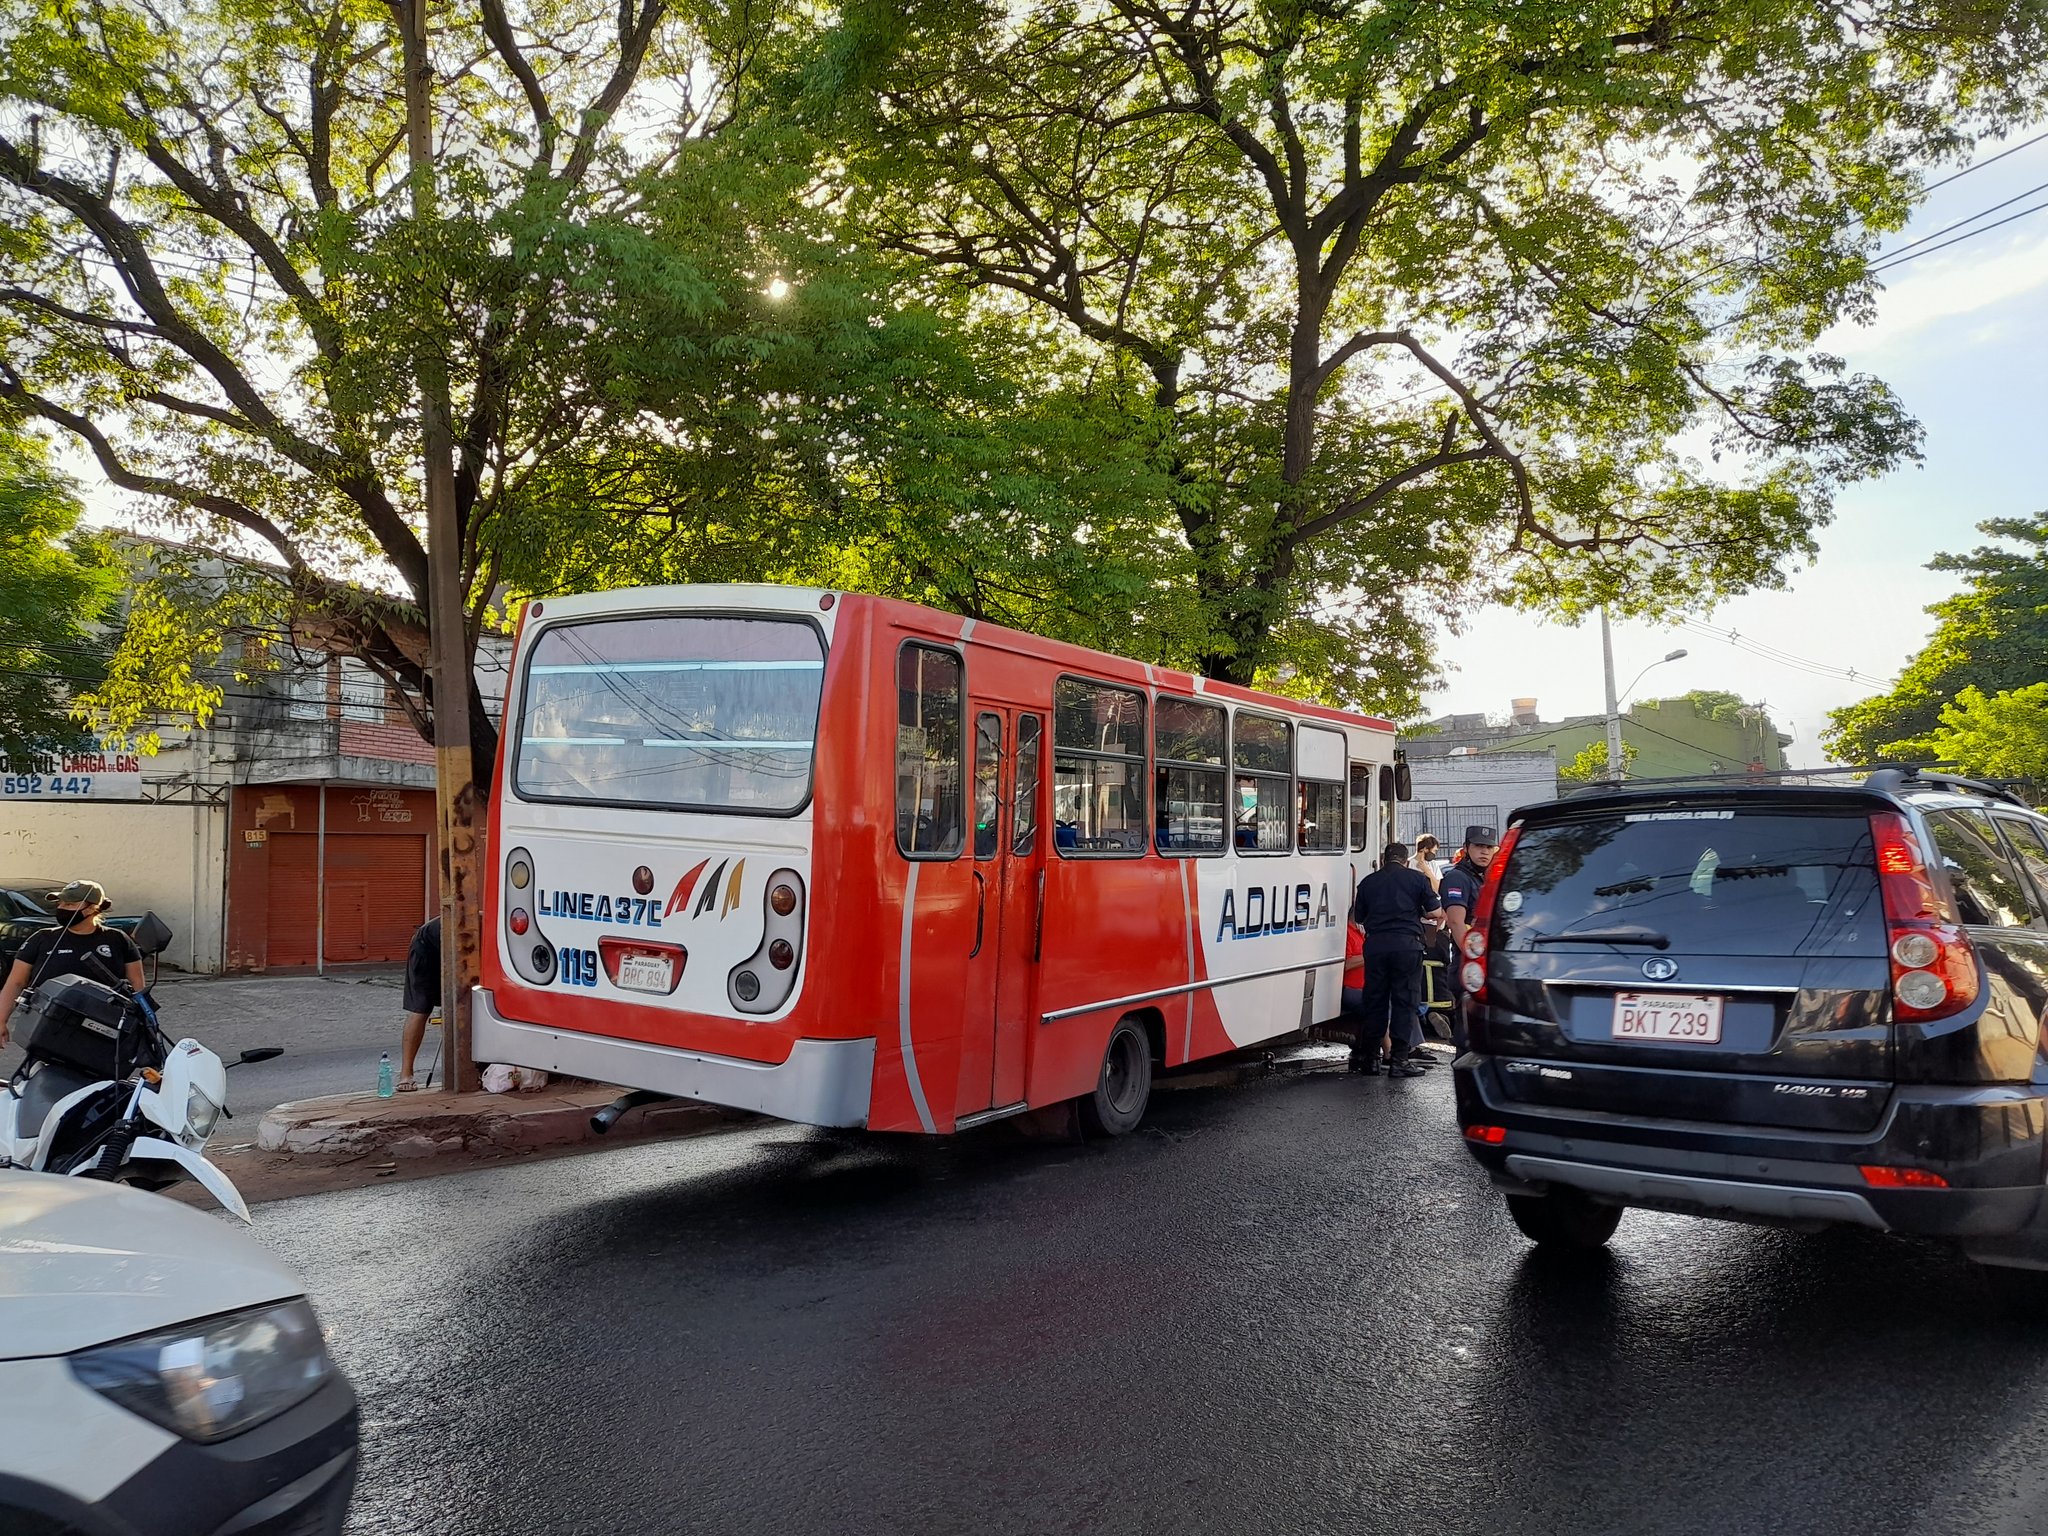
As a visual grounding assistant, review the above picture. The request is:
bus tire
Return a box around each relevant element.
[1080,1016,1153,1138]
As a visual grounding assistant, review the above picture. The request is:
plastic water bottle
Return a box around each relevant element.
[377,1052,395,1099]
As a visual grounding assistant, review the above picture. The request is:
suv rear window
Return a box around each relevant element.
[1497,810,1885,957]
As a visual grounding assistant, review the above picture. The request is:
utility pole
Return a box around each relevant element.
[1601,607,1625,785]
[396,0,479,1091]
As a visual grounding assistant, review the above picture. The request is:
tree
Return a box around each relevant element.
[819,0,2044,708]
[0,0,886,789]
[0,0,1192,754]
[1559,739,1636,784]
[0,423,119,759]
[1675,690,1749,724]
[1826,514,2048,761]
[1924,684,2048,787]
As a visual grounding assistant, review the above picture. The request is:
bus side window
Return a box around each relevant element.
[1296,726,1346,853]
[1013,716,1042,856]
[1154,697,1226,855]
[1233,711,1291,854]
[973,713,1002,860]
[1349,763,1373,852]
[897,644,965,858]
[1052,677,1146,856]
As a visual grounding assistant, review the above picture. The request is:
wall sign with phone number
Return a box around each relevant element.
[4,775,101,797]
[0,751,146,800]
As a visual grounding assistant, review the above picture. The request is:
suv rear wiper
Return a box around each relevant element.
[1531,929,1671,949]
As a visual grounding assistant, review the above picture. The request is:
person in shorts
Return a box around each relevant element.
[0,880,146,1049]
[397,916,441,1091]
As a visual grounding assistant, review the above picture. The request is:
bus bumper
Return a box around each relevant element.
[470,988,876,1128]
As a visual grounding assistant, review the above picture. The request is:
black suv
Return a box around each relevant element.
[1453,769,2048,1273]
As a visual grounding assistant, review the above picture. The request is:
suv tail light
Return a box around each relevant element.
[1868,811,1978,1024]
[1461,824,1522,1005]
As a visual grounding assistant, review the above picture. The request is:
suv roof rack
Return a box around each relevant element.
[1557,762,1923,798]
[1863,764,2032,808]
[1556,762,2040,806]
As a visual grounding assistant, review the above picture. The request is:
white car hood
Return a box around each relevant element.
[0,1171,300,1359]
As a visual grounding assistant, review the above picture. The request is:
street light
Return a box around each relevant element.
[1621,648,1690,703]
[1600,608,1688,783]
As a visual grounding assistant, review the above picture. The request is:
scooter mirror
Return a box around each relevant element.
[131,911,174,956]
[235,1047,284,1065]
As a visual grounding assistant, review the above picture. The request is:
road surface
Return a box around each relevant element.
[249,1066,2048,1536]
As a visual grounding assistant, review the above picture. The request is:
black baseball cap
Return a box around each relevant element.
[1463,825,1499,847]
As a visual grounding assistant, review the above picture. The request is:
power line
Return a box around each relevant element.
[1868,197,2048,273]
[1921,127,2048,194]
[1869,177,2048,267]
[1679,619,1894,688]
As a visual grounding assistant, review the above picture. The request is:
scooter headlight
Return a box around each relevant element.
[184,1084,222,1143]
[70,1298,332,1443]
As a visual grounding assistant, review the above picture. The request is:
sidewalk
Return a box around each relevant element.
[255,1081,741,1157]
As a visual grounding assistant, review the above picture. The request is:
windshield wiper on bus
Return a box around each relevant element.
[1530,928,1672,949]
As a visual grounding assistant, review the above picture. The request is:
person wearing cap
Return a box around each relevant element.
[1349,842,1443,1078]
[1437,825,1502,1050]
[0,880,147,1050]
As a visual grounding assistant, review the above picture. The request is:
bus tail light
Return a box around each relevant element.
[1868,811,1978,1024]
[1462,824,1521,1005]
[730,867,806,1015]
[599,939,687,996]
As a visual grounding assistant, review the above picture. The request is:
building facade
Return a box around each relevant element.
[1403,694,1791,782]
[2,638,506,973]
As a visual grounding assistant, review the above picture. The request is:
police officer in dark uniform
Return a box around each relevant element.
[1350,842,1443,1078]
[1437,824,1501,1051]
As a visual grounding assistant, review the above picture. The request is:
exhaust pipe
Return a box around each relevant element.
[590,1089,675,1135]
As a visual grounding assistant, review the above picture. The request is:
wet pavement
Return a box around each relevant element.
[250,1066,2048,1536]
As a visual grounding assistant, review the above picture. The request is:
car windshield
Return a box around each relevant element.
[514,616,825,814]
[1497,809,1886,957]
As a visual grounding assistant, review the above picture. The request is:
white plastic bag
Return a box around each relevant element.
[512,1066,551,1092]
[479,1062,519,1094]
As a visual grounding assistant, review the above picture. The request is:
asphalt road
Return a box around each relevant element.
[250,1066,2048,1536]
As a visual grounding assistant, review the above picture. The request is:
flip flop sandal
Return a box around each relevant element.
[396,1075,420,1092]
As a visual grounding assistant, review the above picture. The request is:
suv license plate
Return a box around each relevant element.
[1613,991,1724,1044]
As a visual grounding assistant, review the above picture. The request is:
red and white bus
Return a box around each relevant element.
[475,585,1399,1135]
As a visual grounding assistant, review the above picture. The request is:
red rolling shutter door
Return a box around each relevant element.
[324,834,427,963]
[257,831,426,967]
[267,834,320,968]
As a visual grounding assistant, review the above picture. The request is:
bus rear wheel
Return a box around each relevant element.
[1080,1017,1153,1138]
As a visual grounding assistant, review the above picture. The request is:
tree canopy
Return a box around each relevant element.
[0,422,119,759]
[1824,514,2048,762]
[3,0,2045,756]
[1558,738,1637,783]
[811,0,2047,706]
[1925,683,2048,787]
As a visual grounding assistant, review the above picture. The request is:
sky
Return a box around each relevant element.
[1421,132,2048,767]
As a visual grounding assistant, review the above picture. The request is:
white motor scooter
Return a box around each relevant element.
[2,918,278,1221]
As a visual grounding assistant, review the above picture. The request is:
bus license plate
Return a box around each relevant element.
[1613,991,1723,1044]
[616,954,676,993]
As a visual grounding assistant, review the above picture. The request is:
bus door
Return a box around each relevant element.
[956,703,1044,1117]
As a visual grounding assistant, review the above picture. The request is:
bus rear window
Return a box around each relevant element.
[1497,810,1885,958]
[514,616,825,814]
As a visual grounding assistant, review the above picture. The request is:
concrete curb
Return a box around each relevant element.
[255,1084,752,1160]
